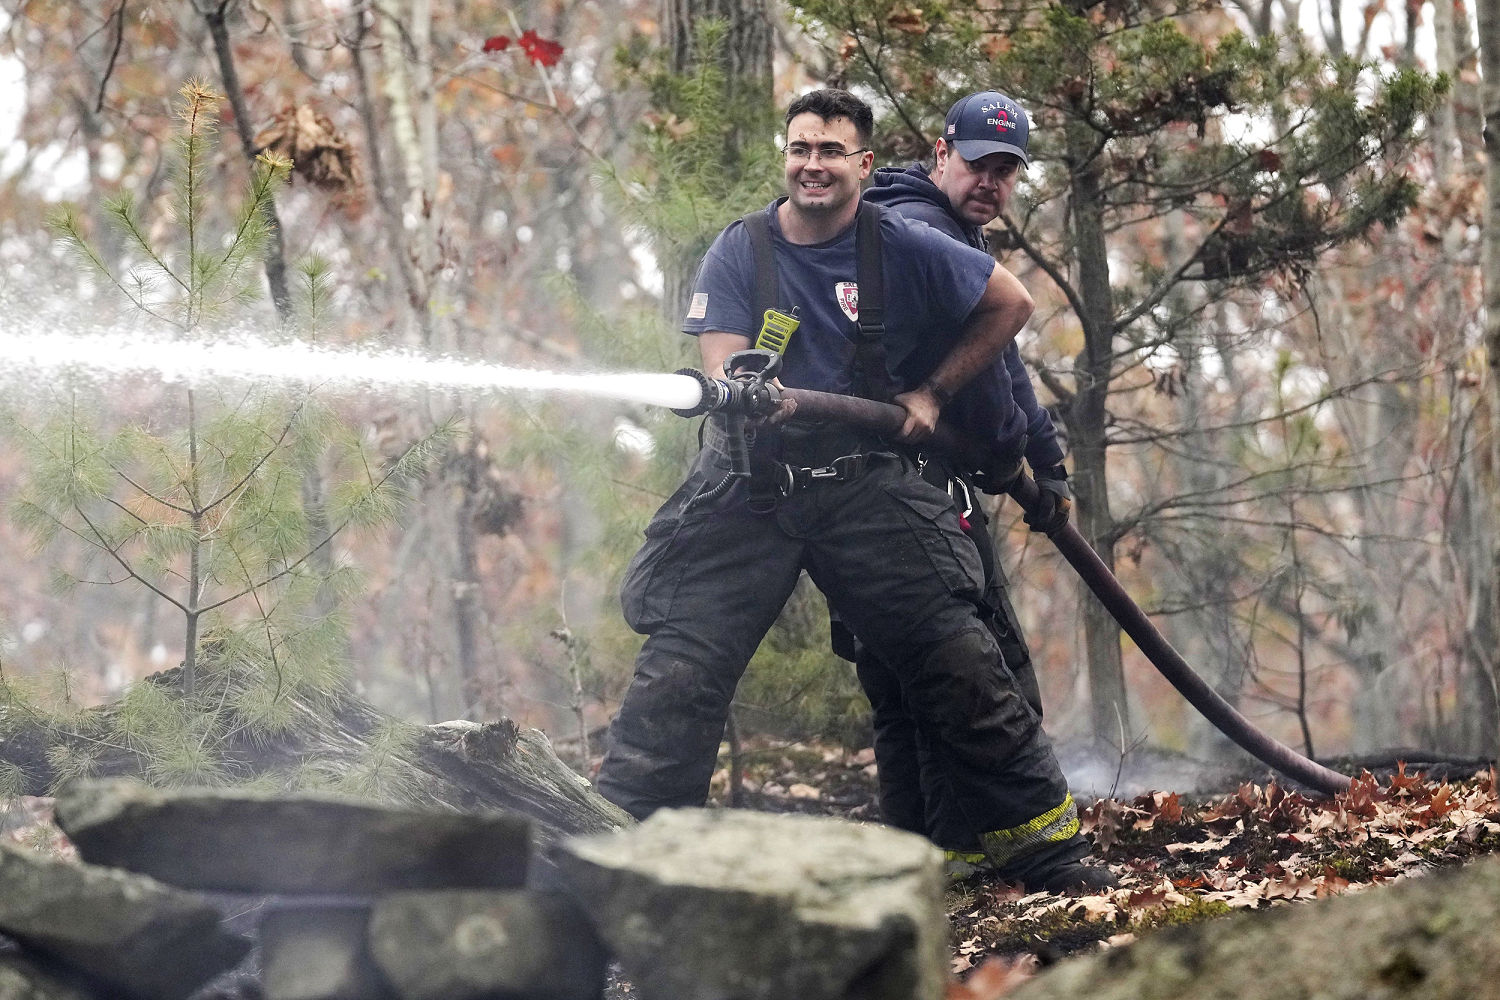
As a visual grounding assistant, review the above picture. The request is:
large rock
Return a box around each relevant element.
[554,809,946,1000]
[0,951,96,1000]
[260,902,394,1000]
[1010,853,1500,1000]
[369,890,607,1000]
[0,844,250,1000]
[53,778,530,894]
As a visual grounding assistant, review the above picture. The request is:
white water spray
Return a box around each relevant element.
[0,326,706,411]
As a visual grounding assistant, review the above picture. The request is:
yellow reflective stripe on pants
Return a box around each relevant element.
[977,793,1080,869]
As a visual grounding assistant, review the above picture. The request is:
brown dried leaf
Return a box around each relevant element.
[947,955,1036,999]
[254,104,357,191]
[1264,873,1317,900]
[886,6,928,33]
[1152,791,1184,823]
[1068,894,1120,921]
[1165,834,1231,855]
[1427,783,1456,819]
[1389,761,1424,793]
[1316,867,1352,897]
[981,35,1012,59]
[1123,885,1170,911]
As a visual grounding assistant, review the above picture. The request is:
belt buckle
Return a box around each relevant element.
[780,453,866,495]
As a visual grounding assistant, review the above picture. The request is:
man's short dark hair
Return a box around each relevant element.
[785,89,874,147]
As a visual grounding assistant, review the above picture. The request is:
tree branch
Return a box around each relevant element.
[93,1,127,114]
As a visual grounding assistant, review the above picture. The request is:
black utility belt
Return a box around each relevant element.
[776,453,868,495]
[769,450,902,497]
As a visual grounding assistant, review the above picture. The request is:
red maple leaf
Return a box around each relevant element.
[482,34,511,52]
[518,29,564,67]
[1152,790,1184,824]
[1389,760,1424,794]
[1426,782,1456,819]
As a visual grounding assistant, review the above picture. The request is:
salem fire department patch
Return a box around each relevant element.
[834,281,859,322]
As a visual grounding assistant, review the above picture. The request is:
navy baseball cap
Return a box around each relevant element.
[944,91,1030,166]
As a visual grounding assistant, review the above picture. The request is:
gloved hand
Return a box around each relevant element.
[1024,465,1072,534]
[970,452,1024,496]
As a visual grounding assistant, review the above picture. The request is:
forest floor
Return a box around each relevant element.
[6,740,1499,1000]
[699,737,1500,998]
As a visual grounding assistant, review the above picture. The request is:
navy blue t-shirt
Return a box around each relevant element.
[682,199,996,397]
[867,165,1058,467]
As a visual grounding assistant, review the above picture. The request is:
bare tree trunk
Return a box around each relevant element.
[1430,0,1497,756]
[453,440,487,718]
[1476,0,1500,756]
[661,0,772,98]
[369,0,489,722]
[1319,0,1346,57]
[374,0,436,345]
[197,0,293,319]
[1321,269,1419,752]
[1061,109,1131,745]
[343,7,427,339]
[1451,465,1500,754]
[1162,267,1254,759]
[657,0,773,321]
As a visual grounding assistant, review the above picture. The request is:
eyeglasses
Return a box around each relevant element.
[782,142,870,163]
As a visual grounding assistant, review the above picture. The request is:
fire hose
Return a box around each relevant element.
[672,351,1353,796]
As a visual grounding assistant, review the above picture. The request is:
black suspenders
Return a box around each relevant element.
[743,210,779,327]
[740,203,895,401]
[851,202,893,402]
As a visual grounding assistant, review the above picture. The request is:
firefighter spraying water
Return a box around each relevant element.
[670,346,1352,798]
[0,316,1351,800]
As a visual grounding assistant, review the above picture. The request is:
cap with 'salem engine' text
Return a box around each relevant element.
[943,91,1030,166]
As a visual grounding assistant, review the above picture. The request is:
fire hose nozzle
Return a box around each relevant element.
[670,350,784,419]
[670,367,723,417]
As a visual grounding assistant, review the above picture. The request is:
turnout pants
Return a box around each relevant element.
[853,461,1048,852]
[597,442,1083,873]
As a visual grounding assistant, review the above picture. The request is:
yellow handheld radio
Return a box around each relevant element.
[754,307,799,355]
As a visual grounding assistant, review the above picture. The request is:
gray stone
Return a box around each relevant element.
[369,890,606,1000]
[0,953,96,1000]
[1009,852,1500,1000]
[0,844,250,1000]
[54,778,530,894]
[260,903,393,1000]
[554,809,947,1000]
